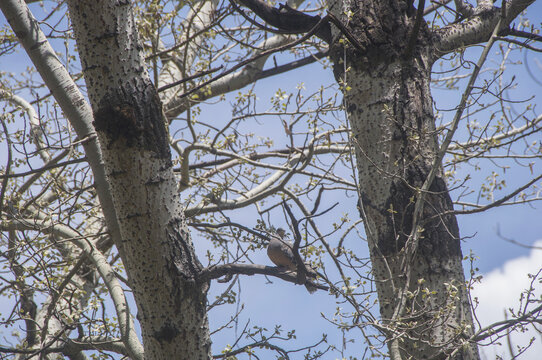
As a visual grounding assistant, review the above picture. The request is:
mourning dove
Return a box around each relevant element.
[267,228,317,293]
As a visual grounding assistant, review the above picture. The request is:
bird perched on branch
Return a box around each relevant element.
[267,228,318,293]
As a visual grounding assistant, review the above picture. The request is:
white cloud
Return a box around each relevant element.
[470,240,542,360]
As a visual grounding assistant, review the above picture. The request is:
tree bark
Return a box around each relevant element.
[66,1,212,359]
[327,1,479,358]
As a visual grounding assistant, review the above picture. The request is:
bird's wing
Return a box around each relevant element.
[267,235,297,271]
[267,233,319,294]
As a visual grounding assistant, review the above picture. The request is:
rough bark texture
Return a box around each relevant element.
[66,1,212,359]
[328,1,479,358]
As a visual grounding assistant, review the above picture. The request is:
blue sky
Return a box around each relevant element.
[1,1,541,359]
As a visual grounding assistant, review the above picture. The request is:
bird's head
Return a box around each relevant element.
[276,228,286,238]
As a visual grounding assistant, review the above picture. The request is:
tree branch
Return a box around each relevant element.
[432,173,542,218]
[234,0,331,42]
[503,27,542,42]
[165,44,326,118]
[200,263,328,291]
[453,0,474,17]
[0,0,124,257]
[158,0,219,105]
[184,132,324,216]
[157,66,223,93]
[404,0,426,59]
[0,89,50,162]
[63,337,128,356]
[165,34,294,118]
[447,113,542,151]
[424,0,453,15]
[0,156,87,180]
[0,217,144,360]
[282,200,310,285]
[168,16,327,111]
[433,0,535,57]
[495,36,542,52]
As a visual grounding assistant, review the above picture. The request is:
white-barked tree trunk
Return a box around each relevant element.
[66,1,212,359]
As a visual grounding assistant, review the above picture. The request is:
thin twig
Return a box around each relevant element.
[157,66,223,93]
[404,0,426,59]
[177,15,330,101]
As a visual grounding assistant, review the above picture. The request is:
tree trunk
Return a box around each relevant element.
[66,1,212,359]
[328,1,479,358]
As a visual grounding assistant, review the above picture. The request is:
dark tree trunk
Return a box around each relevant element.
[327,1,479,358]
